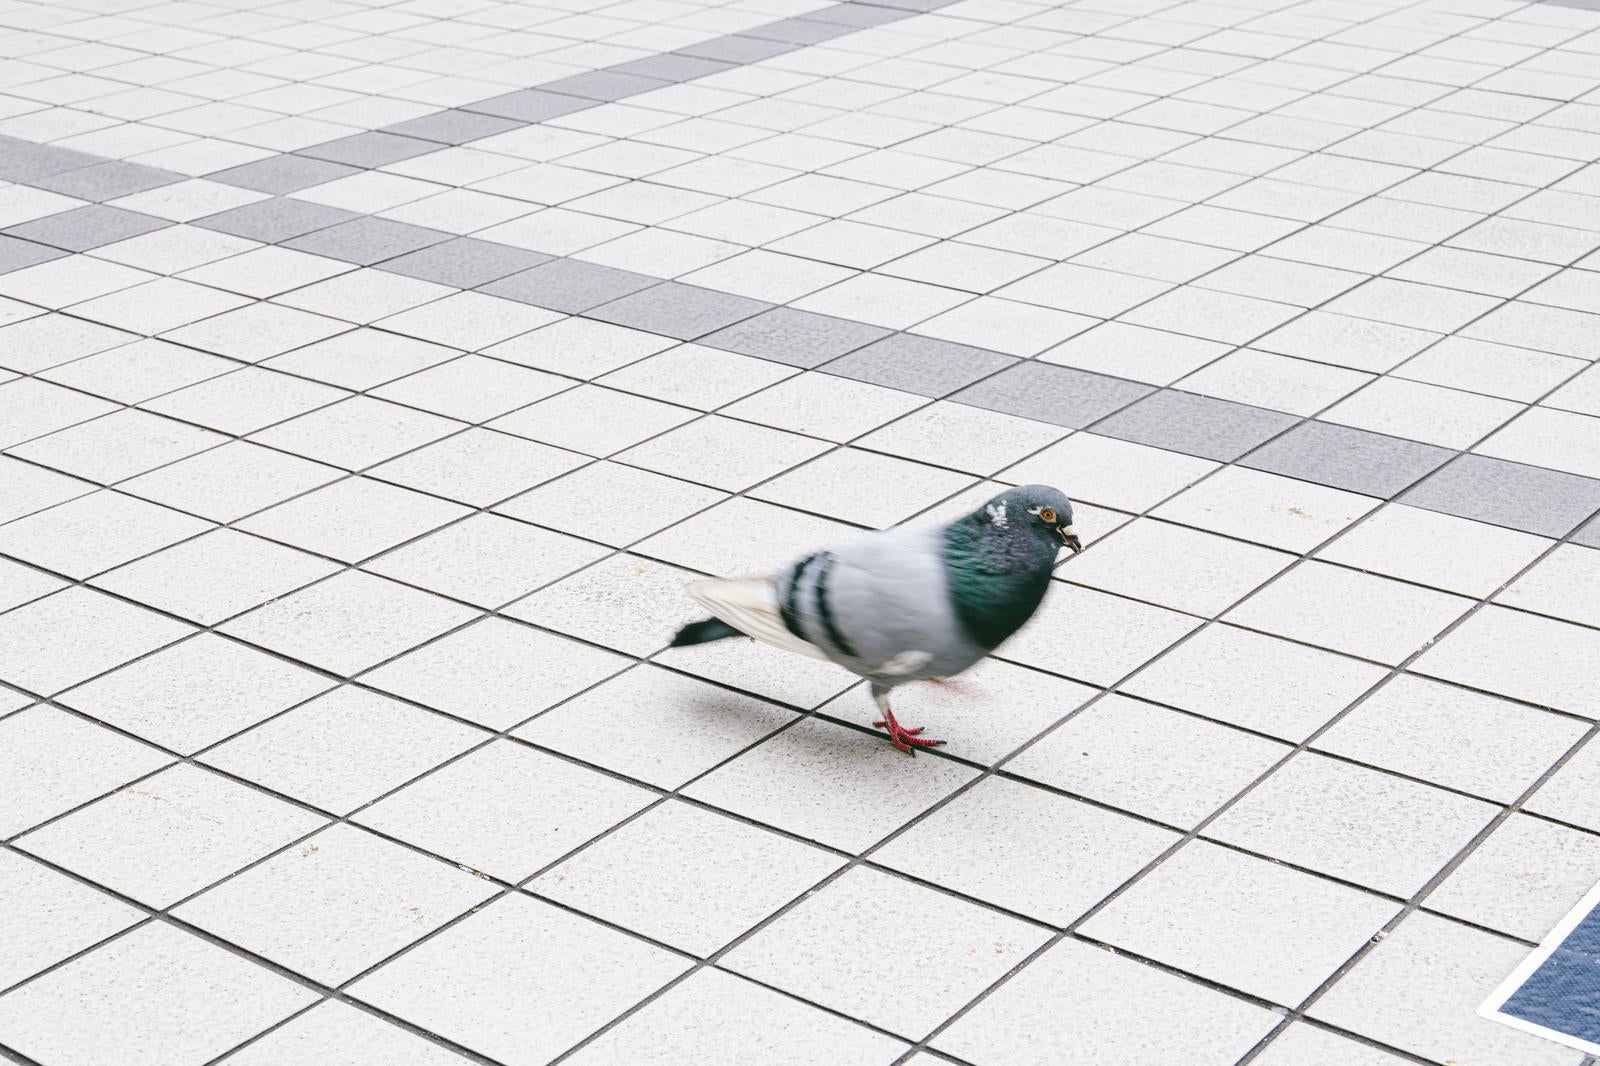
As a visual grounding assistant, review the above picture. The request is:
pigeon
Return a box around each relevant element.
[669,484,1082,754]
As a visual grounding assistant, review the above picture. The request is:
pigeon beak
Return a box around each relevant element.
[1058,525,1083,554]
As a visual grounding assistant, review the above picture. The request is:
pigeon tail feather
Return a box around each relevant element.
[670,617,743,647]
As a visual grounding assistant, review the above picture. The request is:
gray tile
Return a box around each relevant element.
[31,161,184,201]
[675,36,798,63]
[1093,390,1298,462]
[208,155,359,195]
[746,17,858,44]
[0,144,102,183]
[824,334,1017,398]
[1572,514,1600,548]
[956,361,1154,428]
[382,238,551,289]
[0,235,66,273]
[1546,0,1600,10]
[380,109,525,146]
[1403,454,1600,538]
[607,54,735,82]
[700,308,889,368]
[480,258,658,313]
[587,282,770,340]
[462,90,594,123]
[5,205,168,252]
[194,198,360,243]
[284,217,453,266]
[542,71,671,102]
[1242,421,1454,498]
[299,132,438,168]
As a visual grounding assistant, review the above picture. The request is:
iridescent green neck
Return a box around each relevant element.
[943,512,1058,650]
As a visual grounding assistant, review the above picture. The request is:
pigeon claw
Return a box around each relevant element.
[872,709,945,756]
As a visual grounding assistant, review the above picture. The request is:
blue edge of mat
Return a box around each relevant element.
[1481,878,1600,1056]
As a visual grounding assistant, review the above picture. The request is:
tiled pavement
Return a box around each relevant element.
[3,0,1600,1060]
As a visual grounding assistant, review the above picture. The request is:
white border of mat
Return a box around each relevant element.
[1479,876,1600,1057]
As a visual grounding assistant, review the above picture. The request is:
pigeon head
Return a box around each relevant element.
[973,484,1082,554]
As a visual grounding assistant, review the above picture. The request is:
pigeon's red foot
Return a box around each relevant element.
[873,708,945,756]
[925,677,969,694]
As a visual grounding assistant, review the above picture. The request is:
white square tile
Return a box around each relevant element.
[856,399,1063,475]
[635,496,857,577]
[532,799,842,955]
[0,558,66,613]
[0,489,211,580]
[484,316,675,381]
[17,763,327,907]
[722,865,1052,1039]
[1010,694,1289,828]
[596,343,796,409]
[562,968,905,1066]
[355,740,654,881]
[0,587,194,696]
[347,894,689,1066]
[504,554,703,657]
[1080,840,1398,1004]
[1428,813,1600,942]
[515,665,795,790]
[684,717,977,853]
[618,415,831,492]
[378,291,561,352]
[202,686,484,815]
[223,1002,473,1066]
[118,441,343,523]
[751,448,975,528]
[495,461,724,546]
[1153,466,1380,553]
[0,455,96,525]
[1496,544,1600,629]
[57,633,335,755]
[369,428,587,508]
[999,584,1203,686]
[490,383,696,457]
[1412,605,1600,717]
[140,365,349,436]
[239,476,470,563]
[722,372,925,444]
[877,776,1179,925]
[0,849,142,990]
[9,408,227,485]
[371,355,570,423]
[935,938,1280,1065]
[0,705,172,838]
[174,823,495,983]
[1309,912,1579,1066]
[1064,519,1295,617]
[248,395,465,471]
[0,923,316,1066]
[365,618,628,731]
[1318,504,1551,597]
[1124,623,1388,741]
[262,327,458,390]
[367,513,607,608]
[1225,563,1474,666]
[1207,752,1497,896]
[92,529,340,624]
[219,570,477,677]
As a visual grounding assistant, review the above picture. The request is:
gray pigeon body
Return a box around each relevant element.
[670,484,1081,753]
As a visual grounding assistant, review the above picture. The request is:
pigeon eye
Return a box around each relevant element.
[1038,507,1056,523]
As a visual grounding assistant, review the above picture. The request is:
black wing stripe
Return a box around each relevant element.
[813,552,859,660]
[780,551,817,643]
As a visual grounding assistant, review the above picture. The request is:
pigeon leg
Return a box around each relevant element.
[871,685,945,756]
